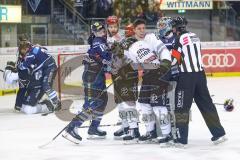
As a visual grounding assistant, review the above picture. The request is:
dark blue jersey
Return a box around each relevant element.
[87,37,112,63]
[18,46,52,72]
[159,34,176,51]
[17,58,42,89]
[159,33,179,81]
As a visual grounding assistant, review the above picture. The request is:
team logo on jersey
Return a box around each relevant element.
[137,48,150,59]
[183,36,189,45]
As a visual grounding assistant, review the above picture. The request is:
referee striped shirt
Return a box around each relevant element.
[174,32,204,72]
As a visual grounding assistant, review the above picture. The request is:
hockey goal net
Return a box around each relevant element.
[56,52,86,101]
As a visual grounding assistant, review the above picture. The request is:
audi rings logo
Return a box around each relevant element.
[202,53,236,68]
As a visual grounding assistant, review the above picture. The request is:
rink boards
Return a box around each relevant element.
[0,41,240,96]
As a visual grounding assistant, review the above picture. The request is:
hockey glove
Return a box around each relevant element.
[5,61,17,73]
[120,37,138,50]
[111,41,124,58]
[157,59,171,77]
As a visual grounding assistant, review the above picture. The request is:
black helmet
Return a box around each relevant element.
[91,21,105,33]
[172,16,188,32]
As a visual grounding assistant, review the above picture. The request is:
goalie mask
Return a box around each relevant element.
[106,16,119,36]
[156,17,172,38]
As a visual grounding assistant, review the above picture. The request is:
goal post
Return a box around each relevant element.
[56,52,86,101]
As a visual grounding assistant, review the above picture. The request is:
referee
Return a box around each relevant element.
[172,17,226,147]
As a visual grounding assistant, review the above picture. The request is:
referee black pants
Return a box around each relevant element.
[175,71,225,144]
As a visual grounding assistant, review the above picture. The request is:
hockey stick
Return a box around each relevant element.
[192,100,224,106]
[41,76,121,116]
[79,122,121,128]
[38,126,67,148]
[38,121,121,148]
[39,76,122,148]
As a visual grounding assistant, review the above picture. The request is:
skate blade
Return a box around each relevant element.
[138,140,156,144]
[159,141,175,148]
[137,138,159,144]
[173,143,188,149]
[114,136,124,140]
[87,135,106,140]
[62,133,80,145]
[123,139,139,145]
[213,136,228,145]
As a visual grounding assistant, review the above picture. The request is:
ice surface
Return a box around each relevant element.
[0,77,240,160]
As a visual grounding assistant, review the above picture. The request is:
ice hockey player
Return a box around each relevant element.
[172,16,226,147]
[63,22,111,143]
[110,23,140,140]
[107,16,128,138]
[118,19,172,142]
[155,17,180,145]
[3,61,27,112]
[106,15,122,47]
[106,16,139,140]
[3,35,60,114]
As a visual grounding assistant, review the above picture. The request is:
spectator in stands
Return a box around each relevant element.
[73,0,87,17]
[97,0,113,18]
[145,3,159,25]
[135,5,146,20]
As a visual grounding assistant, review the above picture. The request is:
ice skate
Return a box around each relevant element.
[62,125,82,144]
[123,128,140,144]
[114,127,129,140]
[158,134,174,147]
[87,126,107,140]
[211,135,227,145]
[138,129,157,144]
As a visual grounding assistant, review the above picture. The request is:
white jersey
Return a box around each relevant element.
[143,33,171,61]
[126,35,171,70]
[127,40,168,70]
[107,33,123,48]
